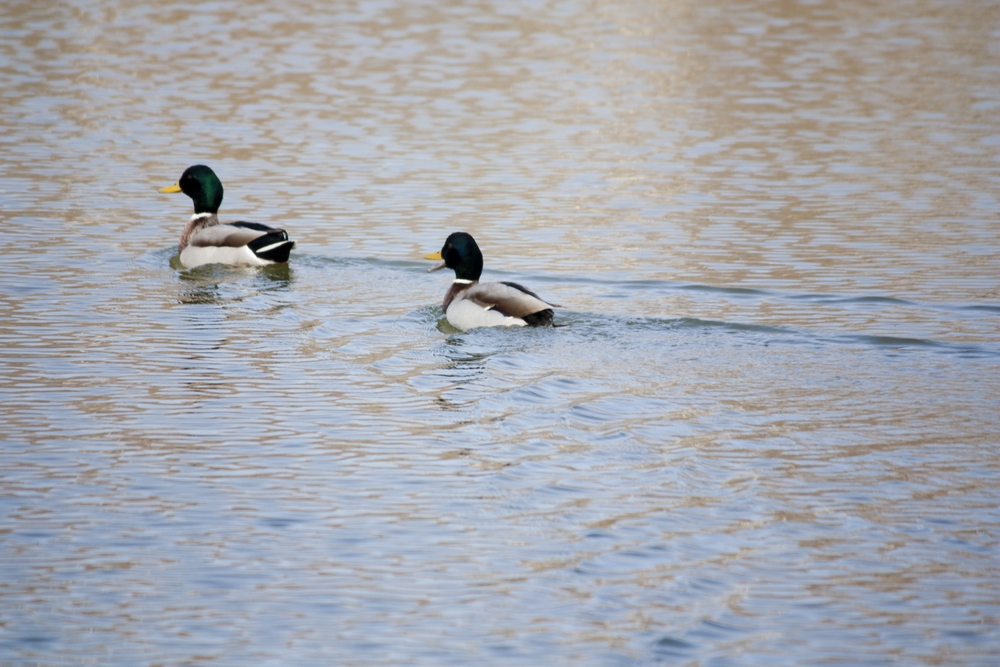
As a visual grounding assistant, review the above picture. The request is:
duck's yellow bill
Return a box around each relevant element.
[424,251,445,272]
[159,183,182,193]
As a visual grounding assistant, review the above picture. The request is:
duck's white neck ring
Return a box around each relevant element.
[452,278,474,284]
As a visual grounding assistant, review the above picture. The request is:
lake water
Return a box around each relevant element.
[1,0,998,664]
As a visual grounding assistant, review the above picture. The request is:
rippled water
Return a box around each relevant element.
[2,0,999,664]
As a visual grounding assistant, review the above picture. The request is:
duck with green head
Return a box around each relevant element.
[159,165,295,268]
[424,231,557,331]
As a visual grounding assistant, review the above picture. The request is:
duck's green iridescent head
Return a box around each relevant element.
[159,164,224,215]
[424,231,484,281]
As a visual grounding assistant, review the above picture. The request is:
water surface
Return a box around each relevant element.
[1,0,998,665]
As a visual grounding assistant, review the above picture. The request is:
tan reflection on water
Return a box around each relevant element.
[3,0,996,300]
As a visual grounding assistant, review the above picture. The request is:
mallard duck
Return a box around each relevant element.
[424,232,557,331]
[159,164,295,268]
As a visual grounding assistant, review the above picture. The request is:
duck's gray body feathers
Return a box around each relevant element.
[441,280,555,330]
[179,213,294,268]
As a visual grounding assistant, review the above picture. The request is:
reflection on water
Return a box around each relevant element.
[1,0,999,664]
[175,261,295,304]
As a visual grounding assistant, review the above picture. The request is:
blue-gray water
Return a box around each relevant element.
[1,0,998,665]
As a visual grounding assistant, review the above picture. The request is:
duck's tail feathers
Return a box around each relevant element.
[521,308,555,327]
[248,231,295,263]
